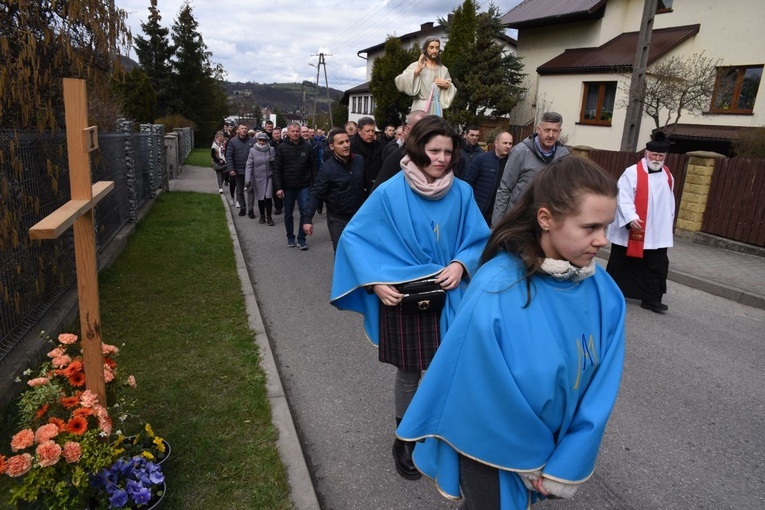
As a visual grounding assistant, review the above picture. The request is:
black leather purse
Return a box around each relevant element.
[397,278,445,314]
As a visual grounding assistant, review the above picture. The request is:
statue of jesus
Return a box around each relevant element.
[394,37,457,116]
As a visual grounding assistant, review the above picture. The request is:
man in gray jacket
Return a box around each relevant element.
[491,112,569,226]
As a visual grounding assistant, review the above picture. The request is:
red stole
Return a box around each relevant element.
[626,160,673,258]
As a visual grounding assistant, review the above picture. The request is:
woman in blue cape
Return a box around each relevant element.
[396,157,626,509]
[330,116,489,481]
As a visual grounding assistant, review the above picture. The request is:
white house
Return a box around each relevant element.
[502,0,764,153]
[341,21,517,126]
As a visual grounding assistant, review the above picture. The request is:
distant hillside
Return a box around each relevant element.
[223,81,344,115]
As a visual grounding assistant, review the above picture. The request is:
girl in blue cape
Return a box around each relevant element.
[330,116,490,481]
[396,156,626,509]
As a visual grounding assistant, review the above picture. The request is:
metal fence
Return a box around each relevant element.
[0,124,190,364]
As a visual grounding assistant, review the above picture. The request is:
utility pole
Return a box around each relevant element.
[620,0,658,151]
[310,53,332,128]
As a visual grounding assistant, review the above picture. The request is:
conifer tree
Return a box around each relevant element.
[370,37,421,126]
[440,0,477,117]
[133,0,175,117]
[169,1,228,145]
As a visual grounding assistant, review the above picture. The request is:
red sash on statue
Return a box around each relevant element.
[626,160,673,259]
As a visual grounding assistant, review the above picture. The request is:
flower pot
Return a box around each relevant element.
[121,436,171,464]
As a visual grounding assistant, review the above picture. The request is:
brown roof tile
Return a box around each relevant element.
[537,24,700,75]
[663,124,756,141]
[501,0,608,29]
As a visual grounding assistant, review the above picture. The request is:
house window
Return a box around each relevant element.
[711,65,762,114]
[363,96,369,114]
[656,0,673,13]
[352,97,357,114]
[580,82,616,125]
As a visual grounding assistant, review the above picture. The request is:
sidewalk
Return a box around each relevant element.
[171,165,764,509]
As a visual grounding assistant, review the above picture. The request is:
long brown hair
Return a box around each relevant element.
[482,156,617,304]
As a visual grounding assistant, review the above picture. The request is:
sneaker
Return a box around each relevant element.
[238,209,246,217]
[230,199,235,206]
[248,210,256,219]
[274,208,283,215]
[236,201,241,208]
[258,216,266,224]
[218,188,223,194]
[267,217,275,226]
[298,241,309,251]
[287,239,296,248]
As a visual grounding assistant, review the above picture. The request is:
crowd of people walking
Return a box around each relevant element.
[210,105,675,509]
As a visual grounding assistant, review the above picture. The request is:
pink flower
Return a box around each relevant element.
[51,355,72,368]
[10,429,34,452]
[34,423,59,444]
[62,441,82,463]
[58,333,78,345]
[79,390,99,408]
[127,375,137,388]
[47,347,65,358]
[103,367,115,383]
[102,343,119,355]
[35,440,62,467]
[97,415,112,435]
[5,453,32,477]
[27,377,50,387]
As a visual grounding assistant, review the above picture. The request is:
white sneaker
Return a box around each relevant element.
[236,201,241,208]
[218,188,223,194]
[230,199,235,206]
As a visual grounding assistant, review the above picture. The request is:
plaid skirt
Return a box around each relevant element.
[378,302,441,371]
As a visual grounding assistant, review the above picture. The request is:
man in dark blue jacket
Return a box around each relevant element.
[463,131,513,226]
[226,123,255,216]
[303,127,366,253]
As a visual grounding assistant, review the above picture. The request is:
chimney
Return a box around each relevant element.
[420,22,434,31]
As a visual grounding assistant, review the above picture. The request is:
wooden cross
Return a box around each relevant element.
[29,78,115,406]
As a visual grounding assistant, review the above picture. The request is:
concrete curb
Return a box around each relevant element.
[220,194,321,510]
[598,247,765,310]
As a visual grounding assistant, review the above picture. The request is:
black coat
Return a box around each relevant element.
[226,135,254,175]
[463,150,507,225]
[272,138,317,190]
[305,153,366,222]
[350,135,385,192]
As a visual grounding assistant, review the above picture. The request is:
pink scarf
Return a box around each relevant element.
[400,155,453,200]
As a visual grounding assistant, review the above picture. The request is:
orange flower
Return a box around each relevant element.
[36,440,62,467]
[66,416,88,435]
[104,357,117,369]
[27,377,50,387]
[48,417,66,432]
[0,454,6,475]
[68,372,86,387]
[34,403,50,420]
[47,347,65,358]
[60,395,80,408]
[10,429,34,452]
[57,333,78,345]
[62,441,82,463]
[52,355,72,368]
[72,407,93,418]
[63,360,83,377]
[5,453,32,477]
[34,423,59,443]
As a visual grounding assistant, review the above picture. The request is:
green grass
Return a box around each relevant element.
[184,148,213,167]
[1,192,293,509]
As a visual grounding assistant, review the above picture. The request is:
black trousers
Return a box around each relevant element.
[606,244,669,303]
[326,212,350,253]
[459,455,500,510]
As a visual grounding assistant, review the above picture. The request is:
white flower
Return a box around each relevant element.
[23,369,32,376]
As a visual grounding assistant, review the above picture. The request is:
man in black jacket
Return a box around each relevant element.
[370,110,427,193]
[273,122,318,250]
[302,128,366,253]
[350,116,385,192]
[463,131,513,226]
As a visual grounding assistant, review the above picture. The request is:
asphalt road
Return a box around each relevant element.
[232,207,765,510]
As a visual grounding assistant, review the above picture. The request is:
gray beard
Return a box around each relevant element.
[647,160,663,171]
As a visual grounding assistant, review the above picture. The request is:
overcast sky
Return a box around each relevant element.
[115,0,521,91]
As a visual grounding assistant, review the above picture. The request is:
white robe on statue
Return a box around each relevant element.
[394,62,457,115]
[607,158,675,249]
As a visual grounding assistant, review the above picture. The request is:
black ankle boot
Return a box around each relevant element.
[393,418,421,480]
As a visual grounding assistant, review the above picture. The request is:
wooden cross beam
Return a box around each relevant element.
[29,78,115,406]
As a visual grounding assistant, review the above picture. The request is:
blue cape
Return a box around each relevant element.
[330,173,490,345]
[396,253,626,508]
